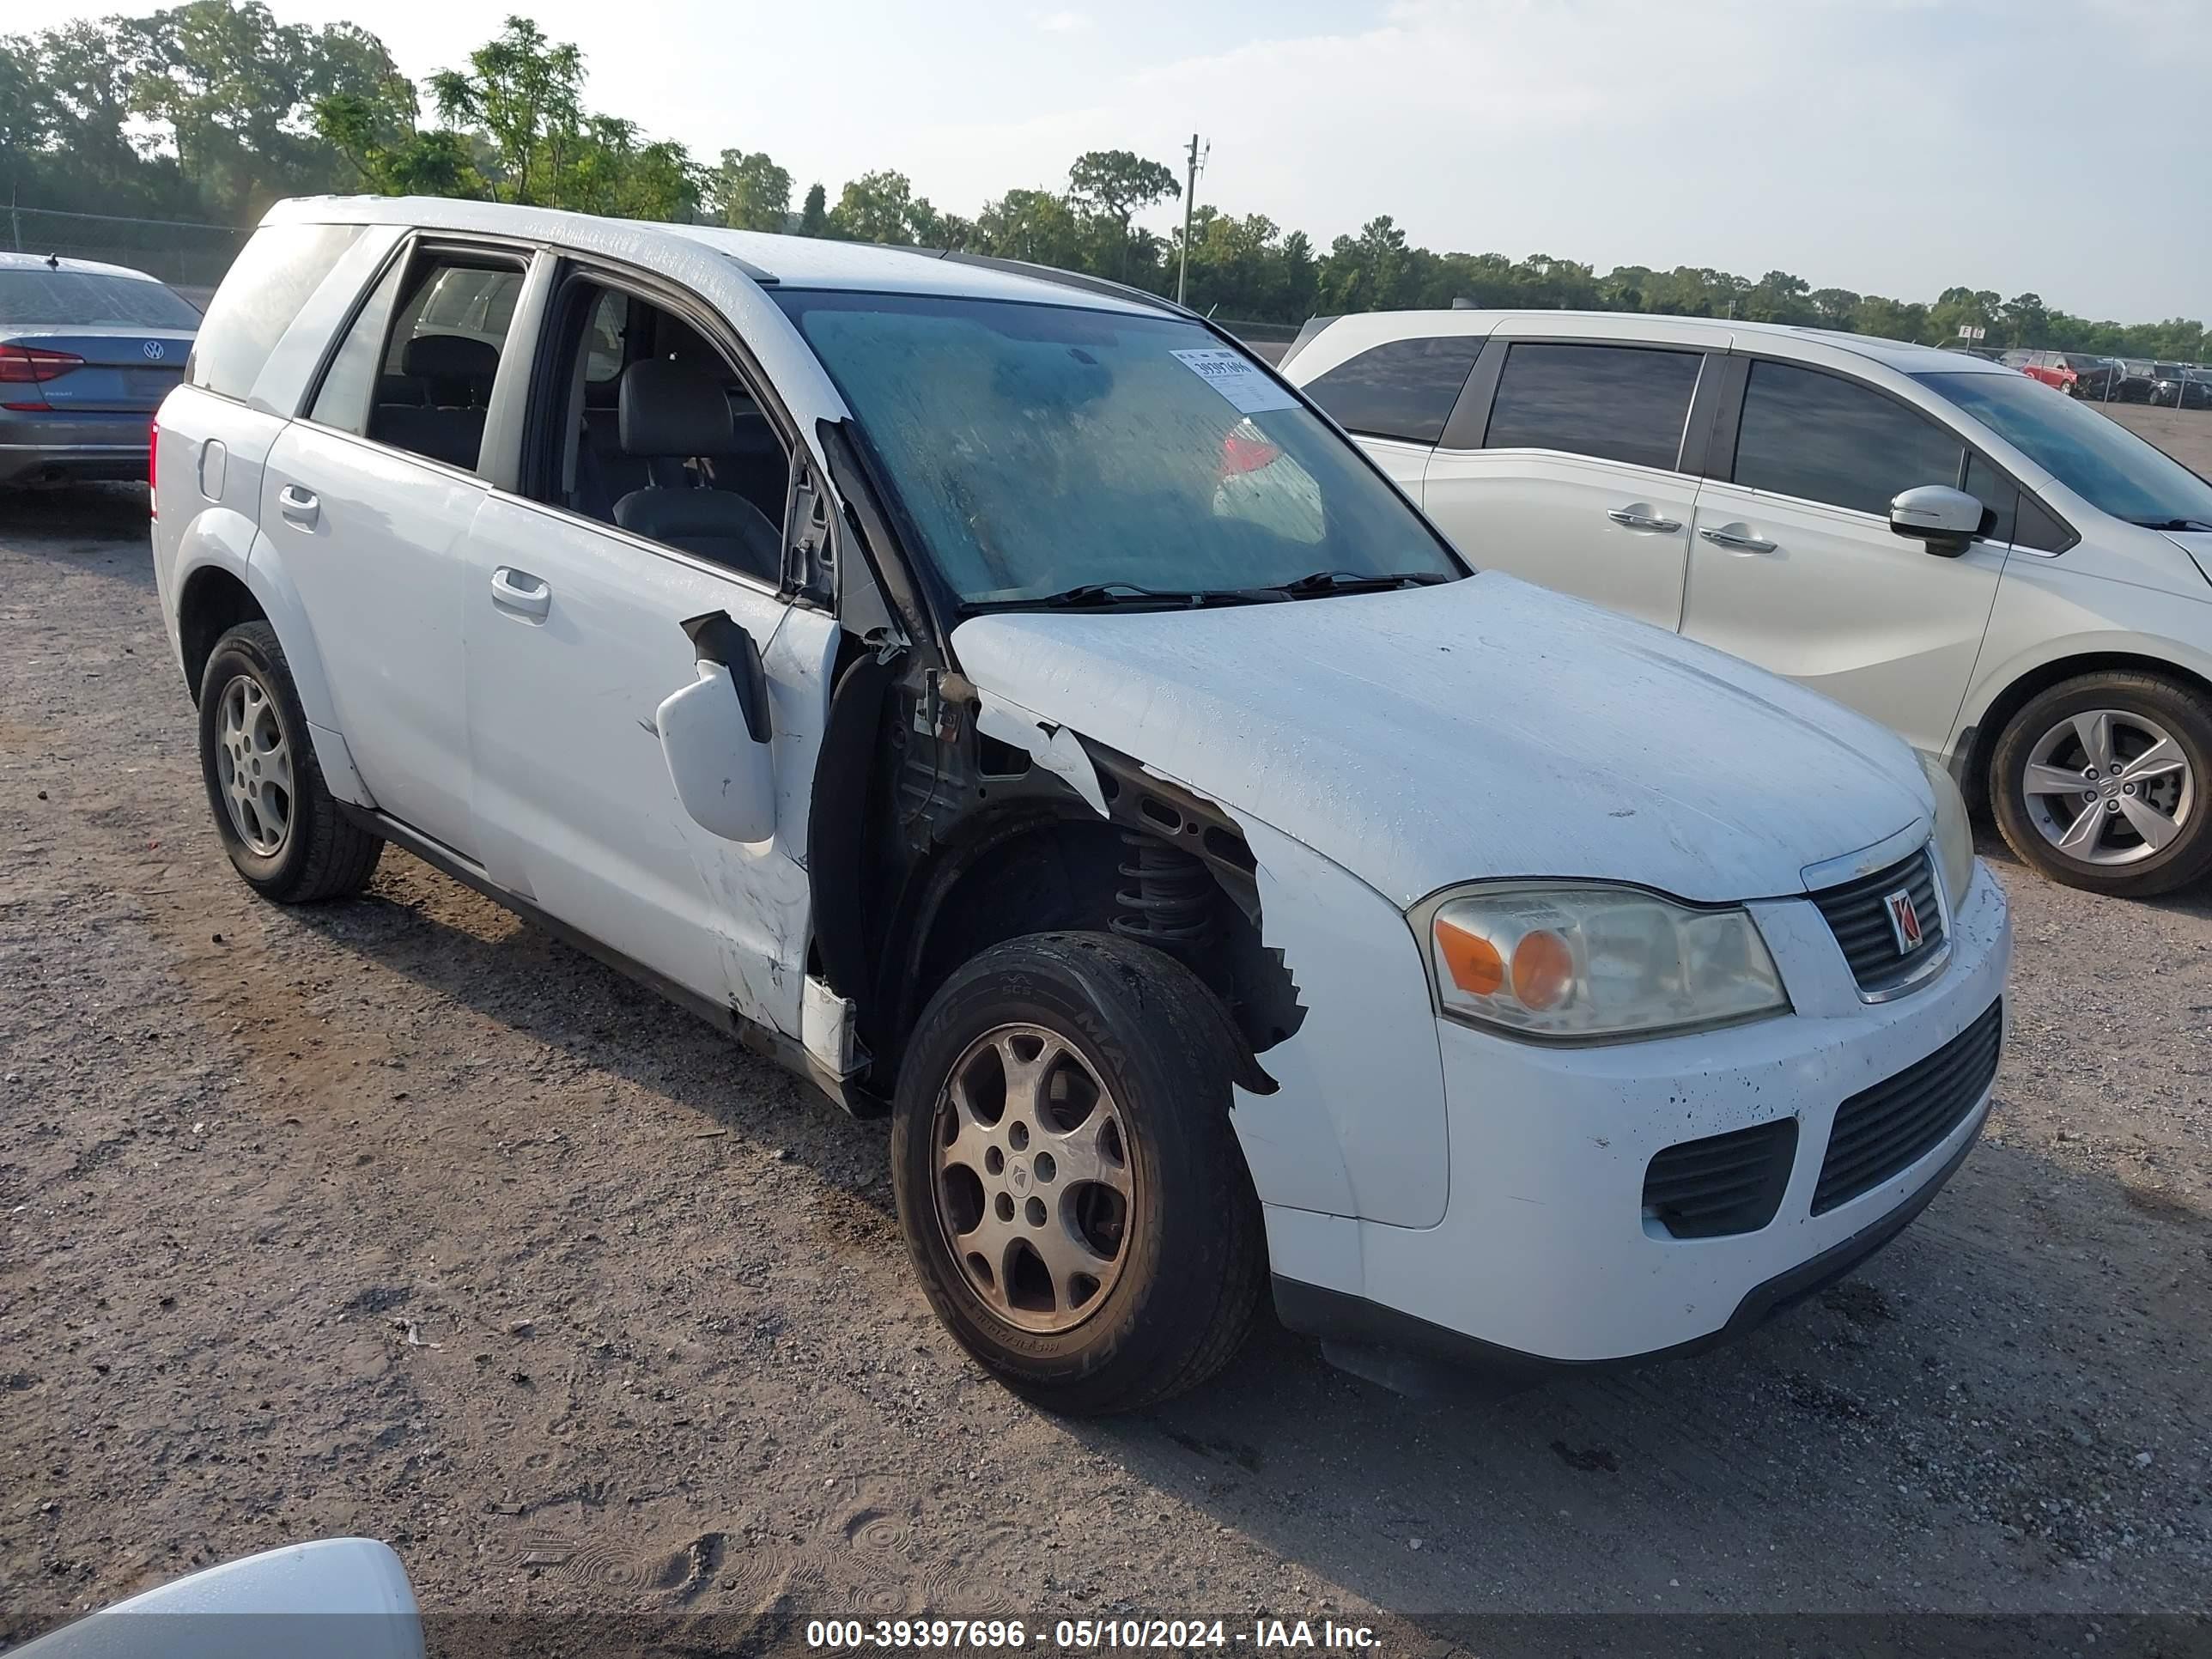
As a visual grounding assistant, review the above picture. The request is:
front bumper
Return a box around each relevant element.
[1270,856,2011,1378]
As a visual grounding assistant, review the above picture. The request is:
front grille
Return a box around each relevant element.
[1643,1118,1799,1239]
[1813,999,2002,1214]
[1809,848,1946,994]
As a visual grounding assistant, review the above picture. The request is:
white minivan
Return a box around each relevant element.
[154,198,2010,1410]
[1285,311,2212,897]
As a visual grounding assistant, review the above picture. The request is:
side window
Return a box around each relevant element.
[525,281,792,586]
[1733,361,1964,516]
[585,290,627,385]
[358,253,526,474]
[307,256,409,435]
[189,222,363,399]
[1302,336,1482,445]
[1963,452,2019,544]
[1484,343,1701,471]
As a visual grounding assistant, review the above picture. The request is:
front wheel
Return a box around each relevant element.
[1989,672,2212,897]
[890,933,1265,1414]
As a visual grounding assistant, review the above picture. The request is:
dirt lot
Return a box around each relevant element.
[2098,400,2212,477]
[3,485,2211,1650]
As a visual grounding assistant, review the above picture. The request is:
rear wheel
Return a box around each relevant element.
[1989,671,2212,896]
[891,933,1265,1414]
[198,621,384,903]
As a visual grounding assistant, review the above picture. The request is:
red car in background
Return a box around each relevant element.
[2001,348,2075,392]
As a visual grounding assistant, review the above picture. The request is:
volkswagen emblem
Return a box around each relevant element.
[1883,889,1923,955]
[143,340,166,361]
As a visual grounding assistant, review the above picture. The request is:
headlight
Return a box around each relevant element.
[1419,883,1789,1042]
[1919,752,1975,908]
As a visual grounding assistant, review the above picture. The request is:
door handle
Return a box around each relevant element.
[1607,507,1681,532]
[1699,526,1778,554]
[276,484,319,526]
[490,565,551,620]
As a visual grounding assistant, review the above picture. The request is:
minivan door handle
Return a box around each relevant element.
[1607,506,1681,533]
[276,484,319,526]
[1699,525,1779,554]
[490,566,552,620]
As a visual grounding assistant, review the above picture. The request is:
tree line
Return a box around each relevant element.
[3,3,2203,362]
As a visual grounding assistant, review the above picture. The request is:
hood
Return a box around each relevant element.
[951,573,1929,907]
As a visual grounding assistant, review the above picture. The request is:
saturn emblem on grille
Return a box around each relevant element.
[1884,889,1923,955]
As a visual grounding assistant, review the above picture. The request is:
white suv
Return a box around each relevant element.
[1285,310,2212,897]
[153,198,2010,1410]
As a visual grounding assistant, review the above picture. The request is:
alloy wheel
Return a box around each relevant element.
[2021,708,2192,866]
[215,672,293,857]
[932,1023,1136,1334]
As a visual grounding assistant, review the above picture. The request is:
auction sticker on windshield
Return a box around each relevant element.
[1172,346,1302,414]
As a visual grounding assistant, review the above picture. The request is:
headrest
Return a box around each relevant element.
[620,356,735,459]
[402,333,499,392]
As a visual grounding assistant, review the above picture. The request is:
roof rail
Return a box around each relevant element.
[931,249,1198,319]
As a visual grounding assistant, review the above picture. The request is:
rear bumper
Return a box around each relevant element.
[0,431,151,485]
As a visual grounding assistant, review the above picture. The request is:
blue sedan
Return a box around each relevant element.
[1,251,198,488]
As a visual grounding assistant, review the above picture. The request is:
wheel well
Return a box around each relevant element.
[178,568,266,698]
[886,807,1295,1092]
[1965,652,2212,809]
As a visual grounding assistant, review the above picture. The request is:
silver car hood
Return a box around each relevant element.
[951,572,1930,907]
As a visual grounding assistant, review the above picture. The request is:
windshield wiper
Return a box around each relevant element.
[1268,569,1456,599]
[2131,518,2212,532]
[969,581,1264,612]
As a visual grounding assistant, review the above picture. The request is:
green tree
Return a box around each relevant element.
[424,15,585,206]
[709,149,792,232]
[799,181,828,236]
[1066,148,1176,279]
[827,168,931,244]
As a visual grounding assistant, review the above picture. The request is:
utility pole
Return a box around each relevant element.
[1176,132,1206,307]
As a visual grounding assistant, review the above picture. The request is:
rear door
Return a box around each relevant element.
[259,238,533,858]
[1421,330,1717,629]
[1680,356,2005,757]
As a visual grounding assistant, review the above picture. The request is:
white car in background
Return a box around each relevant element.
[1285,309,2212,897]
[153,198,2008,1408]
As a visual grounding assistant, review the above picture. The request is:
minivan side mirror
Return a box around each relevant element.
[1889,485,1983,556]
[657,614,775,844]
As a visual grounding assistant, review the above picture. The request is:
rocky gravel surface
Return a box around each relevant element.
[3,485,2209,1650]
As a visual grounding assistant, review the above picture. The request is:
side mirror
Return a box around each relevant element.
[1889,484,1983,556]
[658,614,775,844]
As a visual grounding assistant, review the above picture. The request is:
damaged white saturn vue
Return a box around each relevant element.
[154,198,2013,1413]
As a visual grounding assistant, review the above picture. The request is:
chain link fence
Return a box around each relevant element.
[3,205,249,307]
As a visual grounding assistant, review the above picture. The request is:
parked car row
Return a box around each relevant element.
[1994,347,2212,405]
[1284,308,2212,899]
[151,198,2012,1409]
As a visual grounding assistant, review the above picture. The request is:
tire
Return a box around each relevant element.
[198,620,384,903]
[890,932,1265,1414]
[1988,670,2212,897]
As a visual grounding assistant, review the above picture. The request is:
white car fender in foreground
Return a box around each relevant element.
[14,1538,422,1659]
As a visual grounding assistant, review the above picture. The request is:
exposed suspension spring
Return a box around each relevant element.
[1112,831,1215,952]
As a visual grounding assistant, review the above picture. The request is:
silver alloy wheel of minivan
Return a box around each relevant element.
[215,672,293,857]
[933,1022,1136,1334]
[2021,708,2192,866]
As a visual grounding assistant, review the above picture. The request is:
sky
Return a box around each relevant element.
[17,0,2209,321]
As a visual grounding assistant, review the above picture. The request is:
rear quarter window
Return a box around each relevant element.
[1301,335,1483,445]
[189,222,363,401]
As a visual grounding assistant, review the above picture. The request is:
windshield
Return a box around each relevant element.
[1916,370,2212,527]
[775,289,1462,606]
[0,269,200,329]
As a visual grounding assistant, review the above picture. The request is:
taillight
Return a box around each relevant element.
[1219,428,1282,477]
[0,343,85,411]
[149,417,161,518]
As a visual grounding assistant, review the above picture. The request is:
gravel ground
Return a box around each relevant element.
[3,485,2209,1650]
